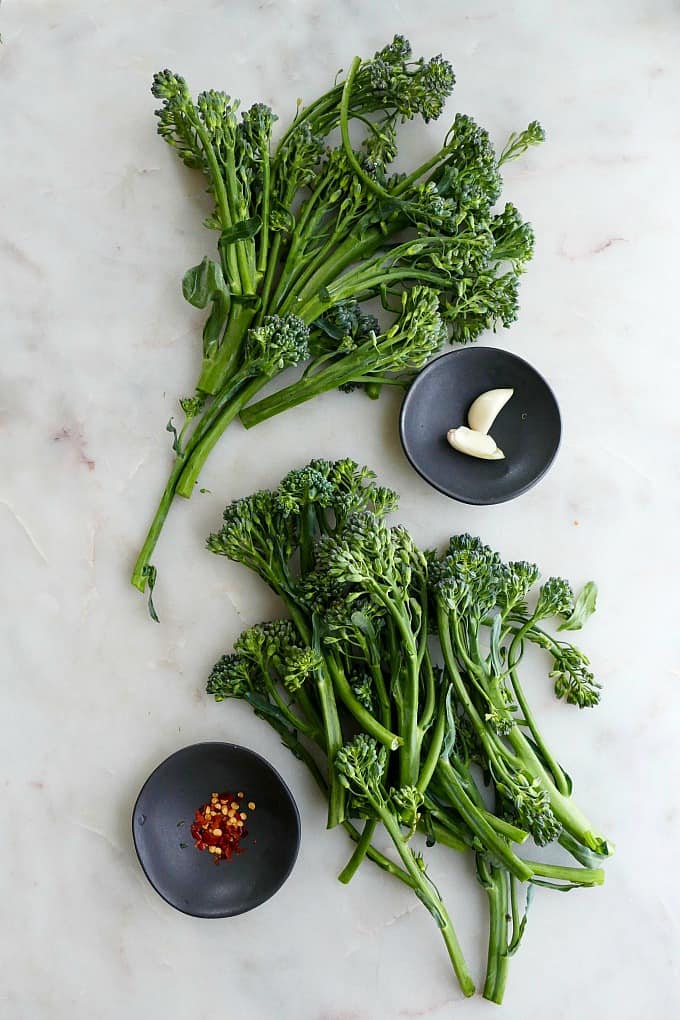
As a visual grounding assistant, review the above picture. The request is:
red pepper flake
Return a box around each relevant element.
[190,791,250,864]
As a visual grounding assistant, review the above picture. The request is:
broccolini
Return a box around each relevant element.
[131,37,543,610]
[206,459,611,1003]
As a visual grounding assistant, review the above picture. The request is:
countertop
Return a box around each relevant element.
[2,2,679,1017]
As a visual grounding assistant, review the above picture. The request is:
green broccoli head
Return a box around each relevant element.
[315,512,419,596]
[435,113,501,211]
[151,70,204,169]
[245,314,310,375]
[499,773,562,846]
[335,734,386,814]
[389,785,424,836]
[207,488,292,583]
[274,464,335,518]
[550,645,601,708]
[535,577,575,621]
[491,202,536,272]
[206,653,252,701]
[433,534,503,617]
[367,37,455,123]
[281,646,323,693]
[497,560,540,614]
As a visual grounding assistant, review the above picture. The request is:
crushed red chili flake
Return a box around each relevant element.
[190,791,254,864]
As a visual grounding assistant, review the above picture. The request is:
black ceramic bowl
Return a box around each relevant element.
[132,742,300,918]
[400,347,561,505]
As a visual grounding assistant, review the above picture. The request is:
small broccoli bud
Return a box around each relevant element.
[282,646,323,693]
[500,773,562,846]
[550,646,601,708]
[389,785,424,836]
[497,560,540,613]
[245,314,310,374]
[335,734,386,813]
[535,577,574,621]
[274,464,335,517]
[207,654,251,701]
[151,70,190,102]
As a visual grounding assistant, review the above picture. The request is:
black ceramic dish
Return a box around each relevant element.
[132,742,300,918]
[400,347,561,505]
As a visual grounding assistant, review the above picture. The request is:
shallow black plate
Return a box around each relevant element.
[400,347,561,505]
[132,743,300,918]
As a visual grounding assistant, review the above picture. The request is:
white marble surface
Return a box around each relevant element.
[2,1,679,1017]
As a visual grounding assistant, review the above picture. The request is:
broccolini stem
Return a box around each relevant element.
[434,759,534,882]
[130,452,192,594]
[264,705,412,885]
[417,687,447,794]
[325,654,402,751]
[339,57,391,201]
[240,350,366,428]
[377,805,475,997]
[528,861,605,886]
[277,230,383,317]
[425,818,468,854]
[380,591,421,787]
[175,375,266,498]
[256,142,271,278]
[506,724,610,855]
[130,367,253,592]
[338,818,378,885]
[197,306,256,395]
[477,858,510,1005]
[436,604,514,766]
[507,620,570,796]
[189,115,241,290]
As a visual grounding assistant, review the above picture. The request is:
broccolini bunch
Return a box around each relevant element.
[131,37,544,610]
[206,459,611,1004]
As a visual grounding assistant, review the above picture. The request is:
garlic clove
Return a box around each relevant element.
[467,388,514,435]
[446,426,505,460]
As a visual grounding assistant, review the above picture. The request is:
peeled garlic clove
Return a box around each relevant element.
[467,388,514,435]
[446,426,505,460]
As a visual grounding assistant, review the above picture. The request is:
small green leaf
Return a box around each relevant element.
[182,257,227,309]
[488,612,505,675]
[218,216,262,248]
[166,417,180,454]
[143,565,159,623]
[558,581,598,631]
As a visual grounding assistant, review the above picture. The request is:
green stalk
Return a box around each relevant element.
[435,759,534,882]
[338,818,378,884]
[477,857,510,1005]
[261,702,413,886]
[417,693,447,794]
[505,724,610,855]
[130,368,253,592]
[507,620,570,796]
[315,660,346,828]
[376,803,475,997]
[256,143,271,278]
[339,57,391,201]
[277,230,383,317]
[325,655,402,751]
[175,375,266,497]
[529,861,605,886]
[240,346,372,428]
[425,818,468,854]
[197,306,256,395]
